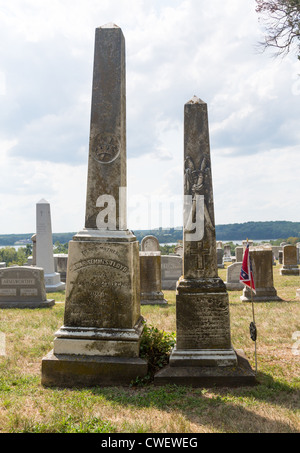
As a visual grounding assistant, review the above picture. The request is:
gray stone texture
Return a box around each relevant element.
[141,235,160,252]
[54,254,68,283]
[223,245,232,263]
[235,247,243,263]
[140,252,167,305]
[225,262,244,291]
[41,24,147,387]
[155,96,253,388]
[36,199,65,292]
[85,24,126,231]
[0,266,54,308]
[217,248,224,269]
[161,255,183,290]
[280,245,299,276]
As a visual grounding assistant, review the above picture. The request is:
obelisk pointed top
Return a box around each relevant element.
[99,23,120,29]
[37,198,49,204]
[186,95,206,105]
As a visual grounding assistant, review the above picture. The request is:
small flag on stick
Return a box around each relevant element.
[240,242,256,294]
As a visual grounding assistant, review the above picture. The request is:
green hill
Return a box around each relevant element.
[1,221,300,246]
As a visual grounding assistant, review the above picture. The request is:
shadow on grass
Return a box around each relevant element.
[38,370,298,433]
[81,371,299,433]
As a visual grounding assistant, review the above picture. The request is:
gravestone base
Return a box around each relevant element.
[172,277,238,368]
[241,287,282,302]
[154,349,257,387]
[141,291,168,306]
[169,347,238,367]
[41,351,147,388]
[53,319,145,357]
[280,265,300,276]
[225,282,244,291]
[44,272,66,292]
[42,228,148,386]
[0,299,55,309]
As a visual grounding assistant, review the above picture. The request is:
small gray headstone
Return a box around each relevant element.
[225,262,243,291]
[280,245,299,276]
[141,235,160,252]
[0,266,55,308]
[161,255,182,290]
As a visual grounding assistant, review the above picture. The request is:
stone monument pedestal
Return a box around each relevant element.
[280,265,299,276]
[155,277,255,386]
[44,272,66,293]
[41,229,147,387]
[155,349,256,387]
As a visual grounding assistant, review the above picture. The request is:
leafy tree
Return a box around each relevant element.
[255,0,300,59]
[53,241,69,254]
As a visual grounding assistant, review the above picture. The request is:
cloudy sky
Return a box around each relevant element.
[0,0,299,235]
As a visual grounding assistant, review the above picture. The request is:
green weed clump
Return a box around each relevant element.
[134,322,176,385]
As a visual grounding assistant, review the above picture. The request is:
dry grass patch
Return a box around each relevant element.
[0,261,299,433]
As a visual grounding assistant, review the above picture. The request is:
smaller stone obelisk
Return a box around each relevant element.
[36,199,65,292]
[155,97,255,386]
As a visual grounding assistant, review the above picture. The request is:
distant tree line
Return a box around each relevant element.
[215,221,300,241]
[1,222,300,250]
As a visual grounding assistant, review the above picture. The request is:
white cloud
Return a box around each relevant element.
[0,0,299,234]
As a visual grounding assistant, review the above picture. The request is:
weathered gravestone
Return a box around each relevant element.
[161,255,183,290]
[174,244,183,257]
[36,199,65,292]
[140,251,167,305]
[241,248,281,302]
[141,235,160,252]
[0,266,55,308]
[53,254,68,283]
[225,262,244,291]
[223,245,232,263]
[235,247,243,263]
[217,247,224,269]
[280,245,299,276]
[278,250,283,264]
[42,24,147,387]
[139,235,166,305]
[271,246,282,261]
[155,96,255,386]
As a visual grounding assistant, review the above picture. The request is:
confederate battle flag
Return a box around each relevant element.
[240,243,256,293]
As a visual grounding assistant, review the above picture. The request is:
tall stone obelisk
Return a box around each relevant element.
[41,24,147,387]
[155,97,255,386]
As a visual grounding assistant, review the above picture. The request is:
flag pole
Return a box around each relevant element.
[248,238,257,375]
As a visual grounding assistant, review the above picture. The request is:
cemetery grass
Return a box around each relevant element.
[0,263,299,433]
